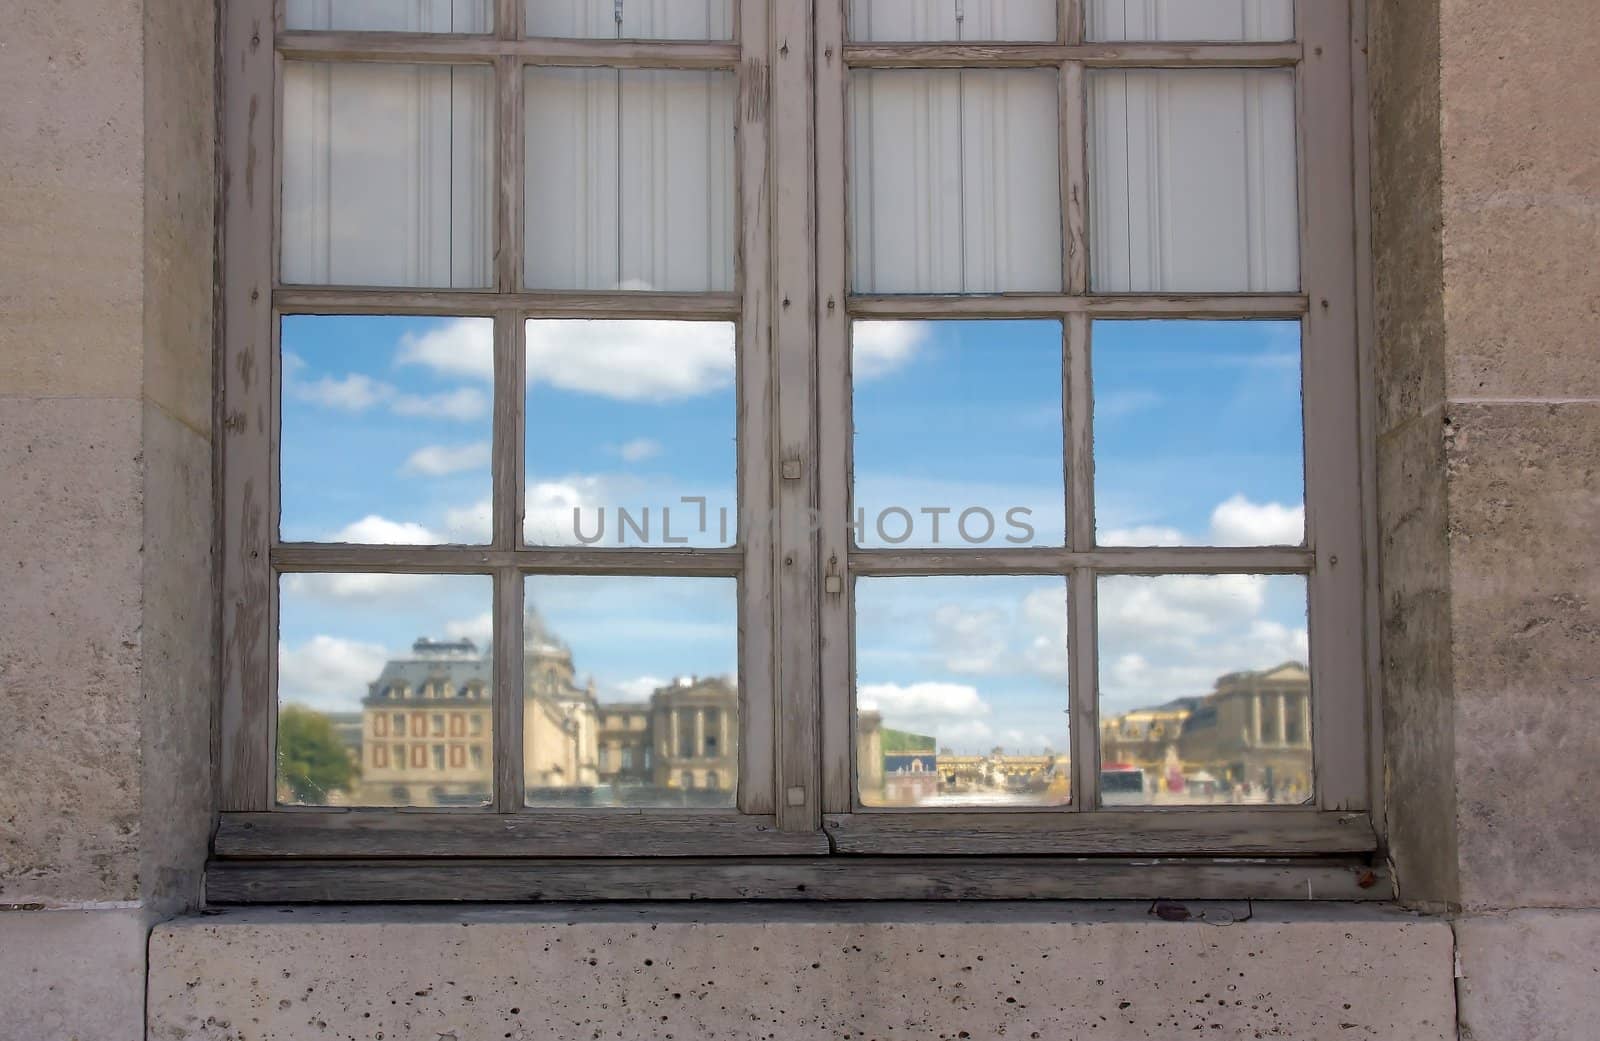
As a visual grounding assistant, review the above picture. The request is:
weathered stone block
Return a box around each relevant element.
[1447,402,1600,909]
[1456,909,1600,1041]
[149,904,1457,1041]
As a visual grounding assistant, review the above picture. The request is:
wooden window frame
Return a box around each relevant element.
[215,0,1382,903]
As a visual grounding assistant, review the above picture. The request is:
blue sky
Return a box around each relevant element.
[277,314,1311,755]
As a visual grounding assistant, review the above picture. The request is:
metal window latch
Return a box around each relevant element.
[613,0,624,27]
[782,459,803,481]
[786,786,806,807]
[824,554,843,594]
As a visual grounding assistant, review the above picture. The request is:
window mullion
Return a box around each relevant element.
[814,0,853,816]
[1295,0,1366,812]
[220,0,279,812]
[737,0,777,816]
[770,0,822,832]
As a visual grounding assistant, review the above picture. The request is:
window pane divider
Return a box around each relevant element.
[842,42,1301,69]
[276,32,741,69]
[847,547,1314,576]
[491,568,525,812]
[847,293,1309,319]
[271,287,741,319]
[1066,313,1097,809]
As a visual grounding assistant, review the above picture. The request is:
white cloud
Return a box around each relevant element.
[290,373,393,413]
[852,321,928,381]
[528,320,735,401]
[400,318,739,402]
[859,681,996,746]
[328,515,442,545]
[1099,524,1188,548]
[395,318,495,381]
[931,604,1007,674]
[282,572,437,602]
[616,438,663,463]
[444,498,494,544]
[392,387,491,422]
[614,675,668,701]
[1096,574,1308,715]
[278,635,390,712]
[859,680,989,719]
[1096,388,1163,420]
[1098,573,1267,643]
[1021,586,1070,679]
[1209,495,1304,546]
[445,612,494,648]
[402,441,491,477]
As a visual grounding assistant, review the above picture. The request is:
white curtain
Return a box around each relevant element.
[1087,0,1293,42]
[525,0,733,39]
[851,69,1061,294]
[1089,69,1299,293]
[282,62,495,288]
[848,0,1056,41]
[285,0,492,32]
[525,68,736,292]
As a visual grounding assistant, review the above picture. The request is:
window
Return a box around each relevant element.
[220,0,1374,901]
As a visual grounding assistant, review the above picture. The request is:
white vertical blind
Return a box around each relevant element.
[1089,69,1299,293]
[524,68,735,292]
[1087,0,1293,42]
[285,0,492,32]
[525,0,733,39]
[850,69,1061,294]
[281,63,495,288]
[848,0,1057,41]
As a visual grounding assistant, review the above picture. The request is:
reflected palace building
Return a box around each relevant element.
[1100,661,1313,802]
[856,661,1312,807]
[353,610,736,807]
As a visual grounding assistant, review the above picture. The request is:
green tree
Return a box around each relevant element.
[277,705,359,803]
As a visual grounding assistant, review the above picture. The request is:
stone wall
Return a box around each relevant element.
[1370,0,1600,1036]
[0,0,215,1038]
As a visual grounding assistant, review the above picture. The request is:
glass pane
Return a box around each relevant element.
[849,0,1057,41]
[285,0,492,32]
[851,69,1061,293]
[1087,0,1292,41]
[282,63,494,288]
[524,576,739,808]
[277,574,493,807]
[525,67,735,291]
[526,0,732,39]
[853,320,1065,548]
[855,576,1070,808]
[1093,320,1303,547]
[1089,69,1298,292]
[524,320,736,547]
[280,315,494,545]
[1097,574,1311,806]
